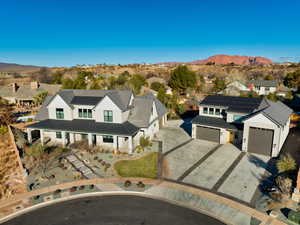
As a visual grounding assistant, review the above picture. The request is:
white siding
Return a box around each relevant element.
[242,113,281,157]
[72,105,95,120]
[47,95,73,120]
[94,95,123,123]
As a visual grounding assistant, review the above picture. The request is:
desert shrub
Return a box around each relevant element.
[54,189,61,195]
[70,186,77,192]
[275,175,293,195]
[0,125,8,134]
[276,154,296,173]
[288,210,300,224]
[124,180,132,187]
[137,181,145,188]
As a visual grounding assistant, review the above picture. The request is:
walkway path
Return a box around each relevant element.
[65,154,122,191]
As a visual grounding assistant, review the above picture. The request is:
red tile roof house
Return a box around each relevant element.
[26,90,167,154]
[192,95,292,157]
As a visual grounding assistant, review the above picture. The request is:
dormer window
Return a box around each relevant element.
[56,108,64,119]
[78,108,92,118]
[104,110,113,122]
[209,108,214,115]
[215,108,220,115]
[203,107,208,114]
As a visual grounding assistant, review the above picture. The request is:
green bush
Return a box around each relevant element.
[0,125,8,134]
[288,210,300,224]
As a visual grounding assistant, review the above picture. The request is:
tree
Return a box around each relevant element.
[52,71,64,84]
[266,93,278,102]
[136,136,152,152]
[90,81,101,89]
[150,82,165,92]
[284,70,300,88]
[157,88,167,105]
[62,78,75,89]
[33,91,48,105]
[129,74,146,94]
[168,66,196,94]
[213,77,226,92]
[31,67,52,83]
[276,154,296,173]
[264,74,274,80]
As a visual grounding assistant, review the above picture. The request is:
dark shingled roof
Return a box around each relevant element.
[70,96,103,105]
[191,115,238,130]
[200,95,263,113]
[26,119,139,136]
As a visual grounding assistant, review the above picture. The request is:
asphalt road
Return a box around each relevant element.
[2,195,225,225]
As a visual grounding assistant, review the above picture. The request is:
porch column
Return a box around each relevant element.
[113,136,118,150]
[70,133,75,144]
[88,133,93,146]
[27,128,32,144]
[40,129,44,146]
[128,136,133,154]
[62,131,66,147]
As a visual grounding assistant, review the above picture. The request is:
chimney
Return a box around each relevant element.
[11,83,18,92]
[30,81,39,89]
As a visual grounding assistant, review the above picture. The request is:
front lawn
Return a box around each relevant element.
[114,152,158,179]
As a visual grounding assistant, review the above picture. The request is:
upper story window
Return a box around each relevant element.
[215,108,220,115]
[265,87,270,91]
[56,108,64,119]
[233,115,242,121]
[255,85,260,90]
[203,107,208,114]
[104,110,113,122]
[209,108,214,115]
[78,109,92,119]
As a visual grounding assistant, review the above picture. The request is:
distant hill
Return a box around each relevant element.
[0,62,41,73]
[161,54,273,65]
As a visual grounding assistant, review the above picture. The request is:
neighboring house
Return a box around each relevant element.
[191,95,292,157]
[26,90,167,154]
[248,80,277,95]
[218,81,249,96]
[0,82,61,104]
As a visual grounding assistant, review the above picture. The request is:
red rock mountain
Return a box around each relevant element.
[190,54,272,65]
[161,54,272,65]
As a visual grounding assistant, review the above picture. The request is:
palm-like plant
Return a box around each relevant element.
[276,154,296,173]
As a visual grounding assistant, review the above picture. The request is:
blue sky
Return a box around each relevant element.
[0,0,300,66]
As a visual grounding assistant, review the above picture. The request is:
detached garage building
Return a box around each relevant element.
[192,95,292,157]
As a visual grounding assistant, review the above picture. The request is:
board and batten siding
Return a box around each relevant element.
[94,95,123,123]
[242,113,281,157]
[47,95,73,120]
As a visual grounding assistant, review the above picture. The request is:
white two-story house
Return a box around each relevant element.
[191,95,292,157]
[26,89,167,154]
[248,80,277,95]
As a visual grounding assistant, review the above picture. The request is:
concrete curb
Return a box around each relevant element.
[0,191,231,225]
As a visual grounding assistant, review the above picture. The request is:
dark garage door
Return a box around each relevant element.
[248,127,274,156]
[196,126,220,143]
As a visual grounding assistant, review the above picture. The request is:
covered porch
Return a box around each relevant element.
[25,119,140,154]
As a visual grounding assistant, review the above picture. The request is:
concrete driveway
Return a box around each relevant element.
[157,126,271,205]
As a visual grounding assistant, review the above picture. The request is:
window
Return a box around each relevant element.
[83,109,87,118]
[56,108,64,119]
[88,109,92,118]
[209,108,214,115]
[81,134,88,140]
[255,85,260,90]
[79,109,92,118]
[265,87,270,91]
[103,135,113,143]
[78,109,83,117]
[233,115,242,121]
[203,107,208,114]
[56,132,62,139]
[104,110,113,122]
[215,108,220,115]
